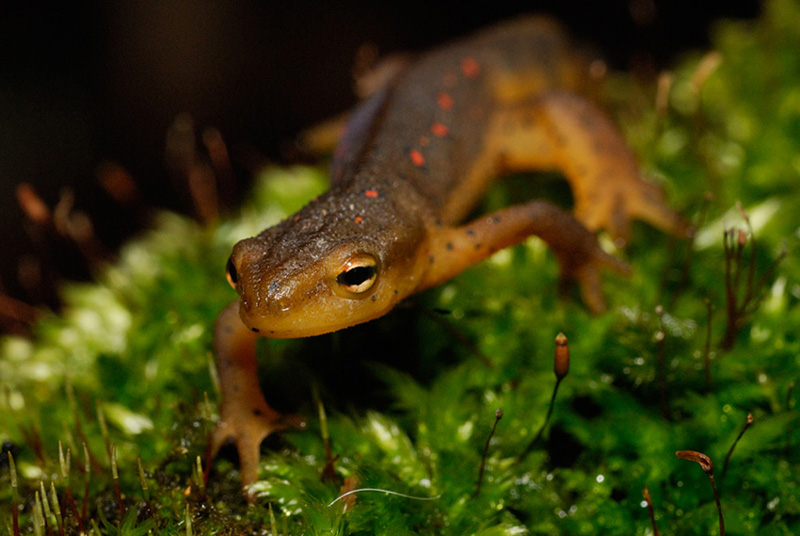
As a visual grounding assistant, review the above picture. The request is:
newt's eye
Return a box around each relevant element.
[336,254,378,294]
[226,256,238,289]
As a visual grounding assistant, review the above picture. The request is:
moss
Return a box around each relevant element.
[3,2,800,533]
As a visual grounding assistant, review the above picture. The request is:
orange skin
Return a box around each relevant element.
[209,16,689,492]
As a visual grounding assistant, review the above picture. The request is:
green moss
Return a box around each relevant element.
[3,2,800,533]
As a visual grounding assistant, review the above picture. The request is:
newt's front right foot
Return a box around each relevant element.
[210,395,303,492]
[210,302,305,493]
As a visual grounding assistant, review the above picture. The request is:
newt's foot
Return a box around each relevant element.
[555,237,631,314]
[209,403,305,495]
[576,175,692,247]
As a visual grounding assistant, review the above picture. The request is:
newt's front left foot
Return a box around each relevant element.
[552,229,631,314]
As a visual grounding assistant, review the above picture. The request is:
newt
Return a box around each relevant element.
[209,16,688,490]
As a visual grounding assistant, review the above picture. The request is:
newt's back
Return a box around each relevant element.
[350,16,592,215]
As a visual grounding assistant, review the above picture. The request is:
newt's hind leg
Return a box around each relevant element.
[486,91,690,245]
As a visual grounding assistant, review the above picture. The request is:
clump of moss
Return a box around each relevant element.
[3,1,800,534]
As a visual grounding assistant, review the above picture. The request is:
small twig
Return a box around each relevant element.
[96,402,111,461]
[0,293,37,326]
[642,487,661,536]
[315,389,339,483]
[96,161,151,226]
[787,381,796,455]
[655,306,669,419]
[187,163,219,224]
[473,408,503,498]
[662,192,707,309]
[57,442,82,531]
[80,443,90,529]
[720,208,787,351]
[703,300,714,392]
[721,413,754,482]
[676,450,725,536]
[202,127,237,211]
[71,409,102,474]
[22,428,47,467]
[111,445,126,518]
[8,452,20,536]
[722,229,737,350]
[137,458,154,519]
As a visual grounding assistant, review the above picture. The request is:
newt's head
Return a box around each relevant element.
[225,191,428,338]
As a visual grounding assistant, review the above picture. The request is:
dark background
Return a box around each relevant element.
[0,0,760,314]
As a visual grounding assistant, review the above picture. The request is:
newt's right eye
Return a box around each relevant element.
[226,256,238,289]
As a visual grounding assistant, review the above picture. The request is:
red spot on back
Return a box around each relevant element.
[409,149,425,167]
[364,189,379,198]
[354,216,364,224]
[461,57,481,78]
[437,92,454,111]
[431,122,449,137]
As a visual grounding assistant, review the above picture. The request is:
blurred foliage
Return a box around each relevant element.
[3,1,800,534]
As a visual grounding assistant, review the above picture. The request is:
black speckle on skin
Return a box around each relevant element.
[429,255,435,264]
[446,242,454,250]
[253,409,263,416]
[466,228,475,237]
[371,295,377,302]
[394,289,399,295]
[475,243,482,250]
[492,215,501,223]
[251,327,260,333]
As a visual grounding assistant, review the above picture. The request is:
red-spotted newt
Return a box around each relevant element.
[209,16,688,491]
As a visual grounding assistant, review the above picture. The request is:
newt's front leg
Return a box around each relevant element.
[209,302,303,493]
[421,202,630,313]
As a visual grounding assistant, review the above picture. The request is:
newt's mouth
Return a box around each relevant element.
[237,307,359,339]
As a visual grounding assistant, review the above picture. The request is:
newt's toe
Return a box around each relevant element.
[209,407,305,495]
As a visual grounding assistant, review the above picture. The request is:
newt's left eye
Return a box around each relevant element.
[336,254,378,294]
